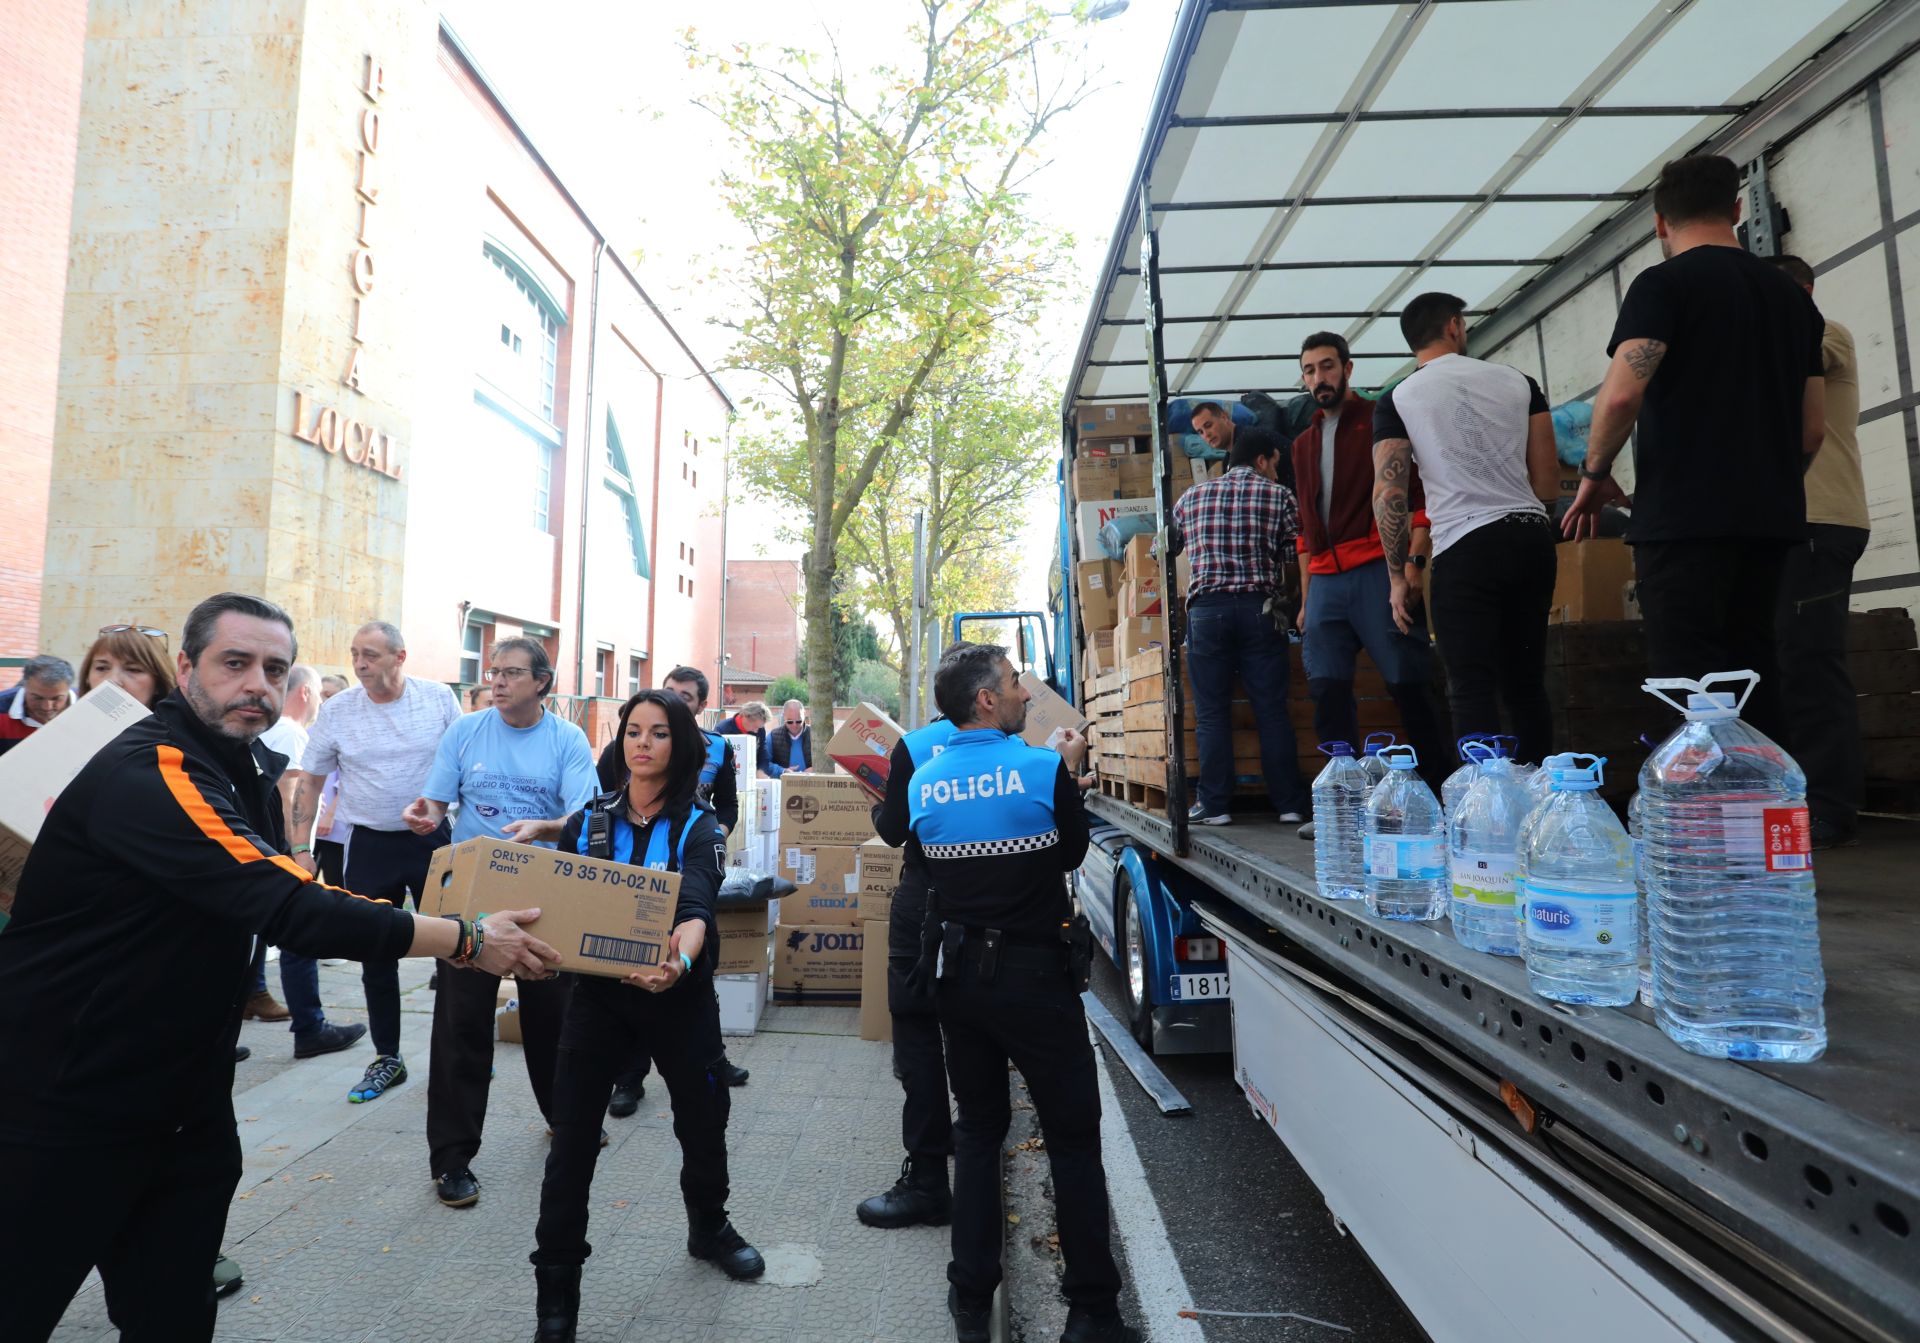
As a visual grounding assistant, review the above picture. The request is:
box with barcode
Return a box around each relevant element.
[424,838,684,980]
[776,843,863,925]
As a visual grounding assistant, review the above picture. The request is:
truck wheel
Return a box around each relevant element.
[1117,875,1155,1053]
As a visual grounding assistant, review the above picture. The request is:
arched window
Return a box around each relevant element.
[604,410,649,577]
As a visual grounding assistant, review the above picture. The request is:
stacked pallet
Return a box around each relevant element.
[1543,620,1659,802]
[1851,607,1920,806]
[1084,667,1128,788]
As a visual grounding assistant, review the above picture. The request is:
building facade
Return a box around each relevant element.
[723,558,802,704]
[35,0,727,744]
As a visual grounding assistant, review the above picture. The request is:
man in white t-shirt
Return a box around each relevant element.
[292,622,459,1103]
[1372,292,1562,765]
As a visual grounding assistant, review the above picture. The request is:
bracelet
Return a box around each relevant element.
[291,843,312,855]
[678,951,694,974]
[443,914,483,966]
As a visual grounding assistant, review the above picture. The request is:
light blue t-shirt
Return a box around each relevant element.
[422,709,599,846]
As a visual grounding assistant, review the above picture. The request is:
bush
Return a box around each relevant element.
[849,660,900,718]
[767,675,809,707]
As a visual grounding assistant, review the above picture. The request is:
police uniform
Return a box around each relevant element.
[907,727,1123,1320]
[861,717,959,1223]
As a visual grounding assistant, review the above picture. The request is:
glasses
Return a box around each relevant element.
[490,667,533,681]
[101,624,168,648]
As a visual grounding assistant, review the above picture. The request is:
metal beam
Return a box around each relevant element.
[1103,308,1493,326]
[1154,192,1636,212]
[1083,992,1192,1117]
[1171,104,1746,127]
[1120,258,1551,276]
[1091,351,1407,367]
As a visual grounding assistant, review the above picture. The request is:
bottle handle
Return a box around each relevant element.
[1642,670,1758,717]
[1380,744,1419,769]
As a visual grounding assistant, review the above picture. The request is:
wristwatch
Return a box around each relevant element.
[1579,463,1612,481]
[1409,555,1427,571]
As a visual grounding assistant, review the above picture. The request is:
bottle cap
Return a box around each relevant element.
[1683,691,1739,721]
[1381,744,1419,770]
[1548,753,1607,792]
[1318,741,1354,758]
[1642,671,1756,721]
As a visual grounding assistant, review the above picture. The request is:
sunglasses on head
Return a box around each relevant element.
[100,624,169,648]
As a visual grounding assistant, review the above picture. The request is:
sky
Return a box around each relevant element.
[437,0,1182,618]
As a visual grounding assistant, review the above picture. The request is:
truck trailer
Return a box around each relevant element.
[1050,3,1920,1339]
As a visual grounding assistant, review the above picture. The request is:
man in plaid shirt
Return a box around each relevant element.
[1170,421,1310,825]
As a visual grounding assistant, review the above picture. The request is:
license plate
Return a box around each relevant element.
[1170,972,1230,1001]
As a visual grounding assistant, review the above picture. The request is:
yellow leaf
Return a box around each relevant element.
[1006,1213,1021,1225]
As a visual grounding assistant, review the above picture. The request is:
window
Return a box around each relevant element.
[459,620,485,685]
[688,579,694,601]
[483,244,562,423]
[628,655,642,697]
[688,546,695,565]
[678,542,685,560]
[594,647,614,698]
[603,411,649,577]
[691,469,698,489]
[677,575,684,594]
[533,442,552,531]
[473,401,558,534]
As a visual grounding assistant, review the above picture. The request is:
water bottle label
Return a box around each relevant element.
[1451,850,1516,907]
[1762,805,1812,872]
[1524,883,1638,954]
[1366,834,1445,881]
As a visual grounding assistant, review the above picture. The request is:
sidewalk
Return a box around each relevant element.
[53,959,955,1343]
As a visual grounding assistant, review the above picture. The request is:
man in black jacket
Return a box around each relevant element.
[715,701,773,777]
[767,699,813,775]
[0,593,558,1341]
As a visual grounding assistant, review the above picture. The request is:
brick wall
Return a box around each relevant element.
[0,2,86,658]
[726,558,802,679]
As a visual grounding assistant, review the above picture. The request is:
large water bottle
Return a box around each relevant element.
[1640,673,1826,1062]
[1359,731,1397,796]
[1522,754,1638,1005]
[1311,742,1368,901]
[1628,789,1654,1007]
[1440,736,1495,817]
[1449,754,1530,956]
[1513,752,1576,944]
[1364,745,1448,921]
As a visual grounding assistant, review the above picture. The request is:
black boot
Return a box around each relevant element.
[533,1264,579,1342]
[1061,1305,1142,1343]
[686,1207,766,1279]
[856,1155,952,1228]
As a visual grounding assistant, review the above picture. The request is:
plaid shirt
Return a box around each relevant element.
[1172,466,1301,599]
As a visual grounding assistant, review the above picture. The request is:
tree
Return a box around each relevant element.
[850,659,902,717]
[689,1,1092,718]
[768,674,808,706]
[838,355,1052,713]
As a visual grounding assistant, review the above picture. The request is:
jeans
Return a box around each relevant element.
[936,949,1120,1312]
[1185,592,1308,816]
[427,968,572,1176]
[1777,524,1869,828]
[1300,557,1452,788]
[248,938,325,1035]
[888,870,953,1162]
[1636,538,1792,746]
[0,1112,241,1340]
[344,823,450,1058]
[532,973,733,1268]
[1428,514,1558,766]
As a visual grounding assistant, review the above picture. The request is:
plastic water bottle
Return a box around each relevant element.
[1513,753,1575,944]
[1449,754,1530,956]
[1628,789,1654,1007]
[1440,736,1494,817]
[1522,754,1638,1005]
[1364,746,1448,921]
[1640,673,1826,1062]
[1359,731,1397,796]
[1311,742,1368,901]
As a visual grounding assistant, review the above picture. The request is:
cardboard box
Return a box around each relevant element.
[1122,532,1156,583]
[859,919,892,1042]
[1081,436,1140,458]
[778,843,863,923]
[777,773,877,848]
[0,680,153,917]
[497,1004,523,1044]
[1115,615,1164,659]
[773,922,866,1003]
[423,839,679,980]
[856,838,903,924]
[1074,402,1154,439]
[717,971,768,1036]
[1117,577,1162,619]
[724,733,759,794]
[755,777,781,834]
[1115,456,1156,496]
[1549,538,1635,624]
[1075,559,1117,631]
[825,703,905,801]
[1073,457,1124,502]
[1084,630,1116,676]
[725,792,753,865]
[1075,497,1156,560]
[1018,670,1090,749]
[715,900,777,975]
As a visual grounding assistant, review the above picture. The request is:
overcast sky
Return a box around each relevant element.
[439,0,1180,613]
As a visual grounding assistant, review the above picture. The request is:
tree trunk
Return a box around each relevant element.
[804,537,837,770]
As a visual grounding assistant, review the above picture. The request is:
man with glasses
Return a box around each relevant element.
[0,655,76,756]
[402,638,599,1207]
[768,699,812,776]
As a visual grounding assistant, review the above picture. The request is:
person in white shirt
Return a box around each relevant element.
[291,622,459,1103]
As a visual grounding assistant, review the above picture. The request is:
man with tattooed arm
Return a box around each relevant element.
[1561,154,1824,743]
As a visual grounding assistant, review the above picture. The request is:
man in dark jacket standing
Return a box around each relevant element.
[0,593,558,1341]
[768,699,813,775]
[715,700,773,777]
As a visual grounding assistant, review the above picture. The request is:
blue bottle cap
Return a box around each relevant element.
[1548,753,1607,791]
[1318,741,1355,758]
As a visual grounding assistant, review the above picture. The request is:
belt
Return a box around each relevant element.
[1502,510,1552,528]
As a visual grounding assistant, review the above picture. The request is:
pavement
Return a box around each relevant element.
[53,958,958,1342]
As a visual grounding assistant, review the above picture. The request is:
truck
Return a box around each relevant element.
[1043,3,1920,1340]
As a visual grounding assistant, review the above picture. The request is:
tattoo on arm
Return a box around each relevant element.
[1623,339,1667,381]
[1372,438,1413,571]
[290,774,319,838]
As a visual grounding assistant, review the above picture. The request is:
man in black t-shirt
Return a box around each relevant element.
[1563,155,1824,742]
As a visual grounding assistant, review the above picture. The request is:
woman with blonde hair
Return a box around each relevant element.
[77,623,175,707]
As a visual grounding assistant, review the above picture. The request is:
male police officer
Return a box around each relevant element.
[858,660,964,1229]
[908,644,1137,1343]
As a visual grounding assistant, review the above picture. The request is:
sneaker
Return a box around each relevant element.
[1277,811,1305,824]
[1187,803,1230,826]
[717,1057,749,1087]
[348,1054,408,1103]
[293,1021,367,1059]
[608,1079,645,1117]
[948,1284,991,1343]
[1297,821,1317,841]
[434,1167,480,1208]
[212,1255,244,1299]
[243,990,290,1022]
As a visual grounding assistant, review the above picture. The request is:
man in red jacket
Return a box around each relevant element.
[1291,333,1451,789]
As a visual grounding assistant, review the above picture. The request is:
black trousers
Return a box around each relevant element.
[0,1113,240,1341]
[1428,514,1558,766]
[532,972,732,1268]
[427,967,572,1176]
[1777,524,1869,827]
[1636,538,1792,745]
[344,823,449,1057]
[888,873,953,1163]
[936,952,1120,1313]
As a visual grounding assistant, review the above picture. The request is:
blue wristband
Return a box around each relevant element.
[678,951,694,974]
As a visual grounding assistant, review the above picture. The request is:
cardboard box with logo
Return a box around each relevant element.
[1117,576,1162,619]
[1116,615,1164,659]
[1017,671,1090,750]
[778,843,863,923]
[715,898,778,975]
[1073,457,1125,502]
[856,838,902,924]
[777,773,877,848]
[826,703,905,801]
[1076,559,1117,632]
[1080,436,1140,458]
[773,922,866,1003]
[1074,497,1156,560]
[724,733,759,795]
[1549,538,1636,624]
[1074,402,1154,439]
[0,680,153,920]
[424,840,680,979]
[859,919,892,1042]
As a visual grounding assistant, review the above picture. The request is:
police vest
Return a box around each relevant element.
[902,717,958,774]
[578,796,705,871]
[698,731,727,788]
[907,729,1060,860]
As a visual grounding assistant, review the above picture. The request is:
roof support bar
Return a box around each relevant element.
[1105,308,1493,326]
[1121,257,1550,276]
[1171,104,1745,127]
[1154,192,1636,211]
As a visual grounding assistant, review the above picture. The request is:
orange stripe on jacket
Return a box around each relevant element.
[153,744,388,903]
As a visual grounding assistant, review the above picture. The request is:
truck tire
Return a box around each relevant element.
[1116,873,1155,1052]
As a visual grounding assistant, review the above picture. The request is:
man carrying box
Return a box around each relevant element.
[0,593,558,1339]
[402,637,600,1209]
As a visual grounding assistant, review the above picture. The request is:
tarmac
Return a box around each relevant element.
[52,957,961,1343]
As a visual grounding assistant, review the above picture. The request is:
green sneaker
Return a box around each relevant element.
[348,1054,408,1103]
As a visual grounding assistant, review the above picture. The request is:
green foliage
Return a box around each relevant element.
[767,674,809,707]
[850,659,901,717]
